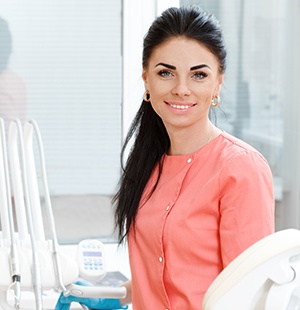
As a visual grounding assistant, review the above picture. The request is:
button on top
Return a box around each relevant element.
[187,158,192,164]
[159,256,163,263]
[166,205,170,211]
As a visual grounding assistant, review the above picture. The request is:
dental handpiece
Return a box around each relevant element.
[1,118,21,310]
[10,243,21,309]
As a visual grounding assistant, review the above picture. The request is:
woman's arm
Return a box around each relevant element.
[219,151,275,267]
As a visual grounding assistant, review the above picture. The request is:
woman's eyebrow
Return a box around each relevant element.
[155,62,176,70]
[190,64,211,71]
[155,63,211,71]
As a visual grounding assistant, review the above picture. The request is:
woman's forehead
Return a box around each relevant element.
[148,37,221,71]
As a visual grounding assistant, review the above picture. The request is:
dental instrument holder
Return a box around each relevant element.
[203,229,300,310]
[0,119,126,309]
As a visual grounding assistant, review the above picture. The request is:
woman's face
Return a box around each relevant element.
[142,37,224,133]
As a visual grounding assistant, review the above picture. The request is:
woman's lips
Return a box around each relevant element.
[165,101,197,110]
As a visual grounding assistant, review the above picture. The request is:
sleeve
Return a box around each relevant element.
[218,149,275,268]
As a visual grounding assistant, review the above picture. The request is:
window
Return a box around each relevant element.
[0,0,122,243]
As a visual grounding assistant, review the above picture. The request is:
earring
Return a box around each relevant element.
[211,95,221,107]
[144,91,151,102]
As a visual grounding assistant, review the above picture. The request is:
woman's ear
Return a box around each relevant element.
[142,70,148,86]
[215,74,224,95]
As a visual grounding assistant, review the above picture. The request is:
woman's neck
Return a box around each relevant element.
[167,122,220,155]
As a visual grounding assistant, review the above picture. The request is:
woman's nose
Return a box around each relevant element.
[171,79,191,97]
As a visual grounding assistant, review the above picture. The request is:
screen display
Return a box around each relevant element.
[83,251,102,257]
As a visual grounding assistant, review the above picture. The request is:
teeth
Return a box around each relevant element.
[170,104,190,110]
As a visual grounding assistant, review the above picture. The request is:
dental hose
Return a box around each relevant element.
[0,119,21,309]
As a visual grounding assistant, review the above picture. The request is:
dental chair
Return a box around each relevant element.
[203,228,300,310]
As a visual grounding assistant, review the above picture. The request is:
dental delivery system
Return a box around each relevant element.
[0,118,126,309]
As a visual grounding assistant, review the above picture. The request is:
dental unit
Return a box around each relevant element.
[0,118,126,310]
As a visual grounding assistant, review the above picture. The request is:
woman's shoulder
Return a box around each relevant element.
[217,131,270,167]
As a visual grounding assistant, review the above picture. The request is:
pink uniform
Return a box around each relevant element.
[128,131,274,310]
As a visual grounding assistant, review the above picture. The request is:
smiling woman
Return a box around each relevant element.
[111,5,275,309]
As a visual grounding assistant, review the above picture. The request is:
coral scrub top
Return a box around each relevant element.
[128,131,274,310]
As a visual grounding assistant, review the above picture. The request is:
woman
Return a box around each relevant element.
[56,5,274,310]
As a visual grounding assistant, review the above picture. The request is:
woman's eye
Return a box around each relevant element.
[192,71,208,80]
[158,70,173,77]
